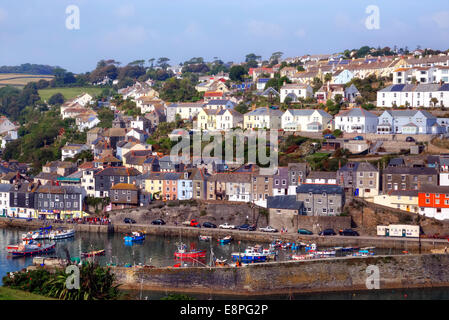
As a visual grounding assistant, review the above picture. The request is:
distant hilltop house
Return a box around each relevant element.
[118,82,159,101]
[0,116,19,149]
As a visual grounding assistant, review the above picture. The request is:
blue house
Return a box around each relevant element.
[332,70,355,85]
[377,110,442,135]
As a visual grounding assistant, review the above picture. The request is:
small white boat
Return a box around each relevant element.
[49,228,75,240]
[199,235,212,241]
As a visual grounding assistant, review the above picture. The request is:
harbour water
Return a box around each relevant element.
[0,227,422,300]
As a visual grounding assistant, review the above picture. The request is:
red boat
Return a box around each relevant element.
[81,249,105,258]
[174,243,206,259]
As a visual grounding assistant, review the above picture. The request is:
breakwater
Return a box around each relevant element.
[113,253,449,295]
[1,217,446,251]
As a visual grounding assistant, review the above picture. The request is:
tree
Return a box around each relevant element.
[324,73,332,82]
[157,57,170,70]
[48,93,65,105]
[334,94,343,105]
[229,65,246,82]
[430,97,439,108]
[245,53,261,63]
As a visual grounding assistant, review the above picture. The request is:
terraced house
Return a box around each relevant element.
[376,109,442,135]
[244,107,283,130]
[94,167,141,197]
[337,161,379,198]
[382,166,438,192]
[35,185,85,220]
[295,184,344,216]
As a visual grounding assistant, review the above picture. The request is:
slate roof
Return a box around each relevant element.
[267,195,304,210]
[296,184,343,195]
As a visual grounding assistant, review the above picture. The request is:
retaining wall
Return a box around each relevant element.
[113,253,449,295]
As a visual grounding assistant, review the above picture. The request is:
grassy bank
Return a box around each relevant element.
[38,87,103,101]
[0,286,55,300]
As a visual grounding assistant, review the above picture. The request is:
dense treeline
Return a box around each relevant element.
[0,63,59,75]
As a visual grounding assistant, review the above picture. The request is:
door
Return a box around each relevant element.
[385,228,390,237]
[402,229,406,237]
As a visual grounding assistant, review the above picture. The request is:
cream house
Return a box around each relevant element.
[215,109,243,131]
[281,109,332,132]
[244,107,283,130]
[370,190,418,213]
[196,109,219,131]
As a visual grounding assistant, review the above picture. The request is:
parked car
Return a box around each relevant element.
[190,219,201,228]
[339,229,359,236]
[406,136,415,142]
[151,219,165,225]
[353,136,364,141]
[259,226,278,233]
[319,228,336,236]
[124,218,136,224]
[219,223,235,229]
[324,134,336,140]
[238,224,256,231]
[297,228,313,235]
[202,222,217,228]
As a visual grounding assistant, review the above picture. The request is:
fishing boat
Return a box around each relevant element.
[199,235,212,241]
[217,235,232,244]
[314,250,336,257]
[352,249,374,257]
[214,258,228,267]
[305,243,317,252]
[291,253,315,260]
[81,249,105,258]
[174,243,206,259]
[124,231,145,242]
[22,226,52,240]
[6,239,56,257]
[231,246,268,263]
[49,228,75,240]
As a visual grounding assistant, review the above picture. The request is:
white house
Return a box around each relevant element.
[334,108,378,133]
[280,83,313,103]
[281,109,332,132]
[73,93,93,107]
[215,109,243,131]
[61,143,89,161]
[244,107,283,130]
[0,184,10,217]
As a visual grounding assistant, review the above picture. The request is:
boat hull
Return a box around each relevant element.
[174,251,206,259]
[231,254,267,262]
[8,244,56,257]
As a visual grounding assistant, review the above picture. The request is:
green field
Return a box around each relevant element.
[38,87,104,102]
[0,286,56,300]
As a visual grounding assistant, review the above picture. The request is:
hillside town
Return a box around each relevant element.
[1,49,449,233]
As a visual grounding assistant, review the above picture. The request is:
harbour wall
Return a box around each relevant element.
[1,217,447,251]
[113,253,449,295]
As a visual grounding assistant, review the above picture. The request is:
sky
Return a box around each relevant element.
[0,0,449,73]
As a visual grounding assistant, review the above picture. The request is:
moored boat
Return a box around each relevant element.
[218,235,232,244]
[49,228,75,240]
[174,243,206,259]
[231,247,268,263]
[6,240,56,257]
[124,231,145,242]
[81,249,105,257]
[199,235,212,241]
[22,226,52,240]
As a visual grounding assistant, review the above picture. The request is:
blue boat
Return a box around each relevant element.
[231,247,267,263]
[218,236,232,244]
[124,231,145,242]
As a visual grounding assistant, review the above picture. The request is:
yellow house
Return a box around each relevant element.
[196,108,219,131]
[195,80,229,93]
[145,172,164,199]
[370,190,418,213]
